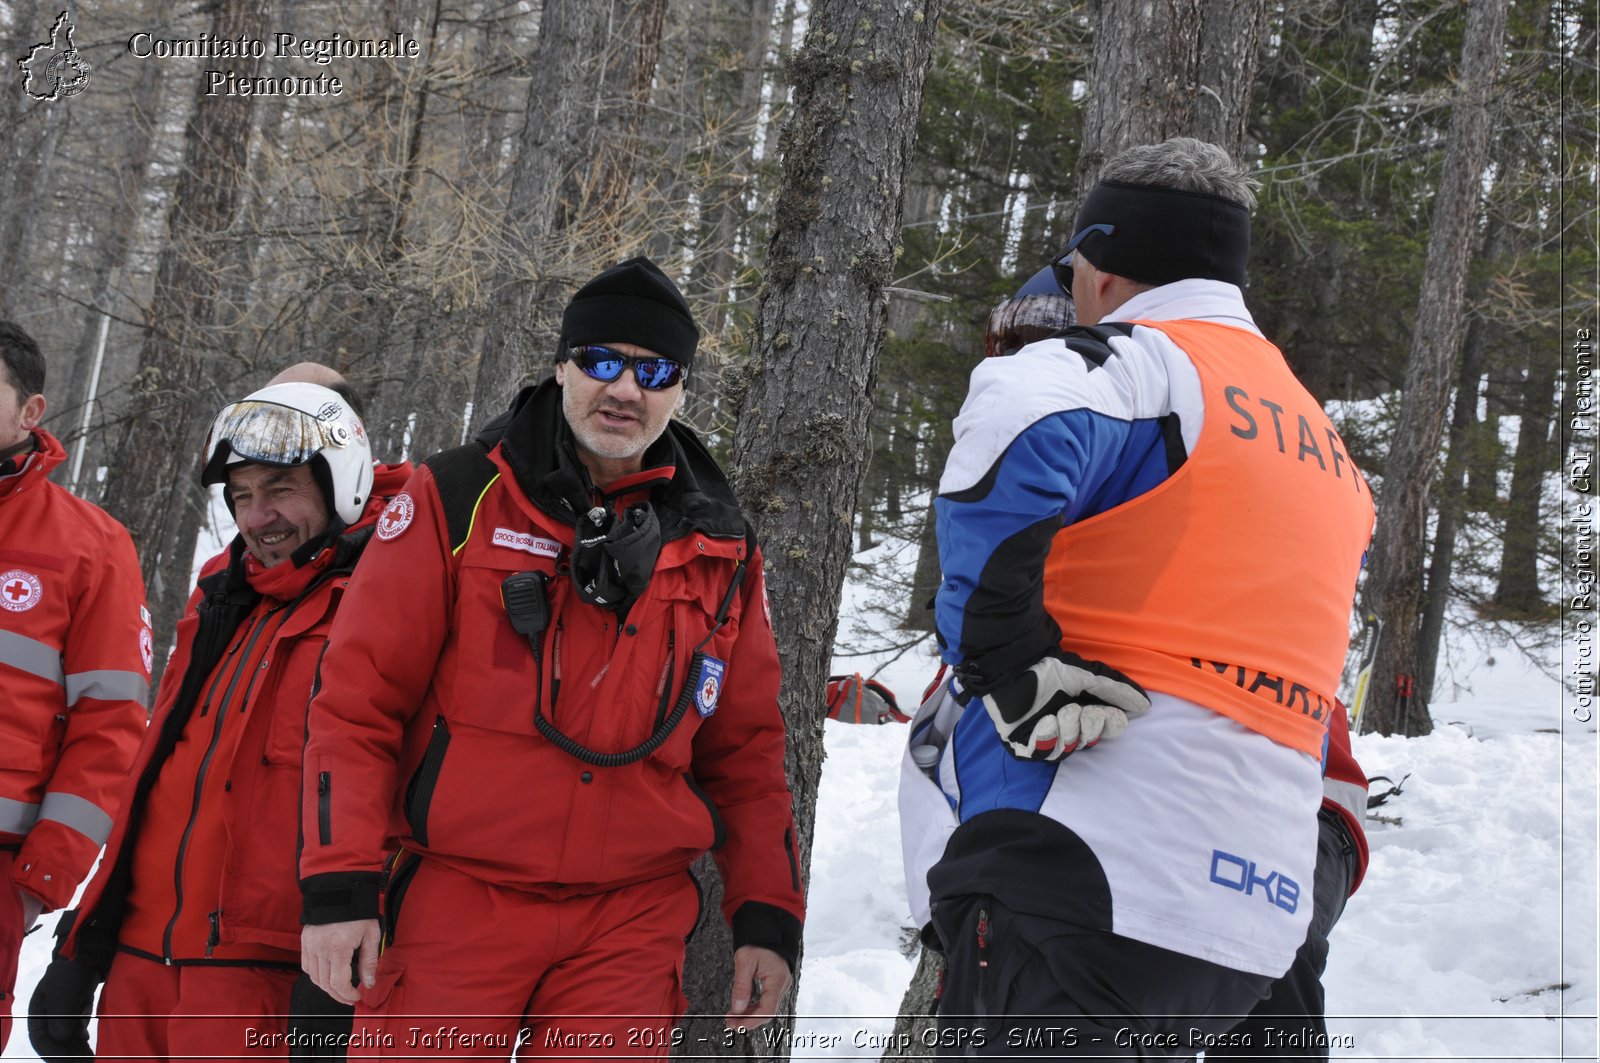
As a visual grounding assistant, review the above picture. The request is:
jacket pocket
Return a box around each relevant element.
[449,557,560,736]
[681,773,725,850]
[264,639,327,766]
[404,717,451,848]
[360,955,406,1010]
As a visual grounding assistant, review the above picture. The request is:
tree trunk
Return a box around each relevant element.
[675,0,943,1055]
[1492,347,1560,613]
[52,31,169,489]
[880,947,944,1063]
[1416,299,1489,705]
[471,0,610,420]
[99,0,269,661]
[1192,0,1272,157]
[0,0,45,312]
[902,501,940,634]
[1077,0,1268,192]
[1359,0,1508,737]
[471,0,670,423]
[1417,162,1515,703]
[0,105,69,318]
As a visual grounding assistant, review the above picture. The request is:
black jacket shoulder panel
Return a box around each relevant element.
[421,443,500,554]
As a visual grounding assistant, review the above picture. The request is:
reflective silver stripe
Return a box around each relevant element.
[1323,778,1367,824]
[39,791,114,846]
[0,796,42,835]
[65,669,150,708]
[0,629,65,685]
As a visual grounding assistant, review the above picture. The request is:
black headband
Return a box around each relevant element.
[1071,180,1251,288]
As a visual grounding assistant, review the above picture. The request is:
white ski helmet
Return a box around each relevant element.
[200,382,374,526]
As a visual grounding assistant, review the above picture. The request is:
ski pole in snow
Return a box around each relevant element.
[1349,613,1382,734]
[1396,673,1416,737]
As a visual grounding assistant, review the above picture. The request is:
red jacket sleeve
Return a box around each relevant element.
[1323,699,1369,894]
[689,550,806,960]
[16,522,150,910]
[299,467,454,922]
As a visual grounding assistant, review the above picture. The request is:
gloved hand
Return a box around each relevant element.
[288,973,355,1060]
[28,954,101,1062]
[825,673,907,724]
[976,650,1150,761]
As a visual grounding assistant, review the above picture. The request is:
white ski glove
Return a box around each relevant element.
[976,650,1151,761]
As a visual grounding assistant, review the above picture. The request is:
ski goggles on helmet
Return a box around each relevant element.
[1049,223,1116,294]
[568,345,686,390]
[200,398,354,485]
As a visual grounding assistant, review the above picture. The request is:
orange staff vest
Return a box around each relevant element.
[1043,319,1375,756]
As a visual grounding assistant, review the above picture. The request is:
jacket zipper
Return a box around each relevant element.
[652,632,676,729]
[161,603,286,963]
[205,910,221,958]
[550,620,563,720]
[784,827,800,892]
[317,772,333,846]
[405,716,451,848]
[974,907,991,1021]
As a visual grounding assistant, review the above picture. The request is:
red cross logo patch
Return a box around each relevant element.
[376,492,415,542]
[0,569,42,612]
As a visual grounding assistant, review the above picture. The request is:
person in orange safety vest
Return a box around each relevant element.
[899,139,1376,1056]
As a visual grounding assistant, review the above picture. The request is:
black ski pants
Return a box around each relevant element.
[931,896,1276,1059]
[1205,806,1358,1061]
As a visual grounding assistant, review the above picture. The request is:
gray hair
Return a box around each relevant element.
[1099,138,1259,211]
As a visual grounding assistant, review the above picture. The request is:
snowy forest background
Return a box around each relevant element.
[0,0,1595,1059]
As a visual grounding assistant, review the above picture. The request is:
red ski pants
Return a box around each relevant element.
[0,854,22,1055]
[95,950,299,1061]
[350,858,701,1060]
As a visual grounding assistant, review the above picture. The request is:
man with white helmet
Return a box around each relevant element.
[29,381,412,1062]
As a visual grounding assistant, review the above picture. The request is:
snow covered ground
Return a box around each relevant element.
[5,513,1594,1062]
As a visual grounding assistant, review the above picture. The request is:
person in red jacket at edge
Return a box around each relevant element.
[298,256,805,1059]
[977,269,1374,1061]
[0,321,149,1054]
[28,374,413,1062]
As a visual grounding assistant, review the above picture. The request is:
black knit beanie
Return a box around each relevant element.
[560,256,700,367]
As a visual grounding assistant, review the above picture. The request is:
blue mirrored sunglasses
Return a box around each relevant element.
[568,345,687,390]
[1049,223,1116,294]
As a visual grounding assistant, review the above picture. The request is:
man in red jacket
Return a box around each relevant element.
[0,321,149,1054]
[299,256,804,1058]
[30,379,413,1062]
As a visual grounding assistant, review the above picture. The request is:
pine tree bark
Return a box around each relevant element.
[471,0,667,424]
[99,0,269,657]
[1493,347,1560,613]
[1192,0,1272,156]
[1418,180,1512,703]
[53,31,169,486]
[471,0,610,421]
[1359,0,1508,736]
[1076,0,1268,192]
[1417,289,1490,704]
[880,947,943,1063]
[674,0,943,1055]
